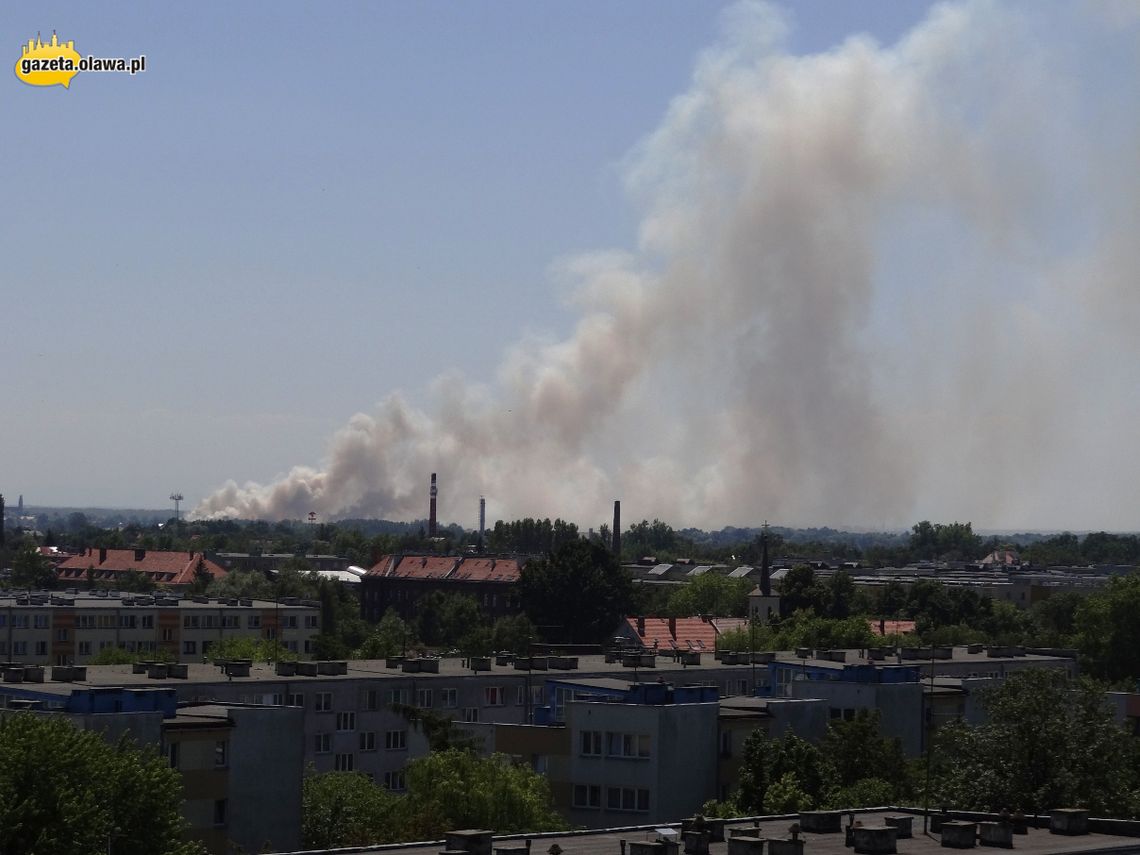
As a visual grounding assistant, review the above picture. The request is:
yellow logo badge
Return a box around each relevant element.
[16,32,81,88]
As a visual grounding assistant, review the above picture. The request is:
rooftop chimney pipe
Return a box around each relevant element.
[761,525,771,597]
[429,473,438,537]
[478,496,486,551]
[612,500,621,556]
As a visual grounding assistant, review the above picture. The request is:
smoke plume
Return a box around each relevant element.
[196,2,1140,530]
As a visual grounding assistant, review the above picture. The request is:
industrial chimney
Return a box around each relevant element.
[612,500,621,557]
[428,473,438,537]
[478,496,486,551]
[760,523,771,597]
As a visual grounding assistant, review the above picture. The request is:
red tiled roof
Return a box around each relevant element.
[390,555,460,580]
[366,555,523,583]
[621,616,748,651]
[365,555,400,577]
[868,619,917,636]
[56,549,227,587]
[452,558,522,583]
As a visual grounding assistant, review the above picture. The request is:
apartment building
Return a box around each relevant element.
[0,592,321,664]
[56,548,228,589]
[361,554,524,623]
[0,684,303,854]
[0,645,1079,829]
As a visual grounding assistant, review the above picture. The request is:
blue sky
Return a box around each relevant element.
[4,2,1139,531]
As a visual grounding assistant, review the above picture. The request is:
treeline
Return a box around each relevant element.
[706,670,1140,820]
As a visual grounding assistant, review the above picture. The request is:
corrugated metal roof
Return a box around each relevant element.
[648,564,672,576]
[687,565,711,577]
[728,565,754,578]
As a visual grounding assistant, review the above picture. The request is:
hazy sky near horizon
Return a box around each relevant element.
[4,2,1139,532]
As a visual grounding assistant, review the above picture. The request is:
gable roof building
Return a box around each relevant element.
[56,548,227,588]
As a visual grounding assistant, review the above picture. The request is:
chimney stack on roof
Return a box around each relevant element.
[612,500,621,556]
[429,473,438,537]
[761,523,771,598]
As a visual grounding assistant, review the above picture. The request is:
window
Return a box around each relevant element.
[484,687,505,706]
[383,770,406,791]
[215,740,228,767]
[247,615,261,629]
[416,688,432,708]
[580,730,602,756]
[286,692,304,707]
[315,692,333,712]
[34,641,46,656]
[606,787,650,812]
[78,641,91,656]
[440,688,457,708]
[182,641,197,655]
[183,615,200,629]
[336,712,356,731]
[359,731,377,751]
[213,799,227,827]
[166,742,180,769]
[314,733,331,754]
[305,615,319,628]
[605,732,650,759]
[282,615,298,629]
[264,628,277,640]
[77,615,95,629]
[385,730,407,751]
[463,707,479,723]
[222,615,240,629]
[33,615,49,629]
[119,615,136,629]
[334,754,354,771]
[161,628,175,642]
[202,640,213,655]
[363,689,379,711]
[12,641,27,656]
[386,688,409,706]
[573,784,602,809]
[720,731,732,758]
[141,615,154,629]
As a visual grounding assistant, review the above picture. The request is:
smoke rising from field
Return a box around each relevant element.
[196,2,1140,530]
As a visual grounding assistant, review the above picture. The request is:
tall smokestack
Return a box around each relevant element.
[478,496,486,550]
[612,500,621,557]
[760,523,771,597]
[428,473,438,537]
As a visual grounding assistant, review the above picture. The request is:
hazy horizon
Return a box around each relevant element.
[6,2,1139,532]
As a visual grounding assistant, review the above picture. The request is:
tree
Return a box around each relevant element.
[932,669,1140,816]
[1074,575,1140,682]
[777,566,824,616]
[737,731,834,812]
[519,539,633,643]
[9,542,54,590]
[666,573,752,617]
[820,710,910,798]
[357,609,413,660]
[400,750,568,840]
[0,713,204,855]
[303,770,400,849]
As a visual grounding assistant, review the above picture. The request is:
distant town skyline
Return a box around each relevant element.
[4,2,1139,531]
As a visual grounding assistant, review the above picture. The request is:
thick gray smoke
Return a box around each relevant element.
[196,2,1140,530]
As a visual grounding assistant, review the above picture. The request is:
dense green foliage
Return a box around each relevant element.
[931,669,1140,816]
[0,713,203,855]
[733,712,911,814]
[302,751,567,849]
[520,539,634,643]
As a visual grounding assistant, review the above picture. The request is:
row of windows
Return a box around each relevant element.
[572,784,650,812]
[315,730,407,753]
[579,730,651,759]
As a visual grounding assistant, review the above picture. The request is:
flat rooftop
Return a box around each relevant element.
[0,593,318,610]
[275,810,1140,855]
[0,647,1074,700]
